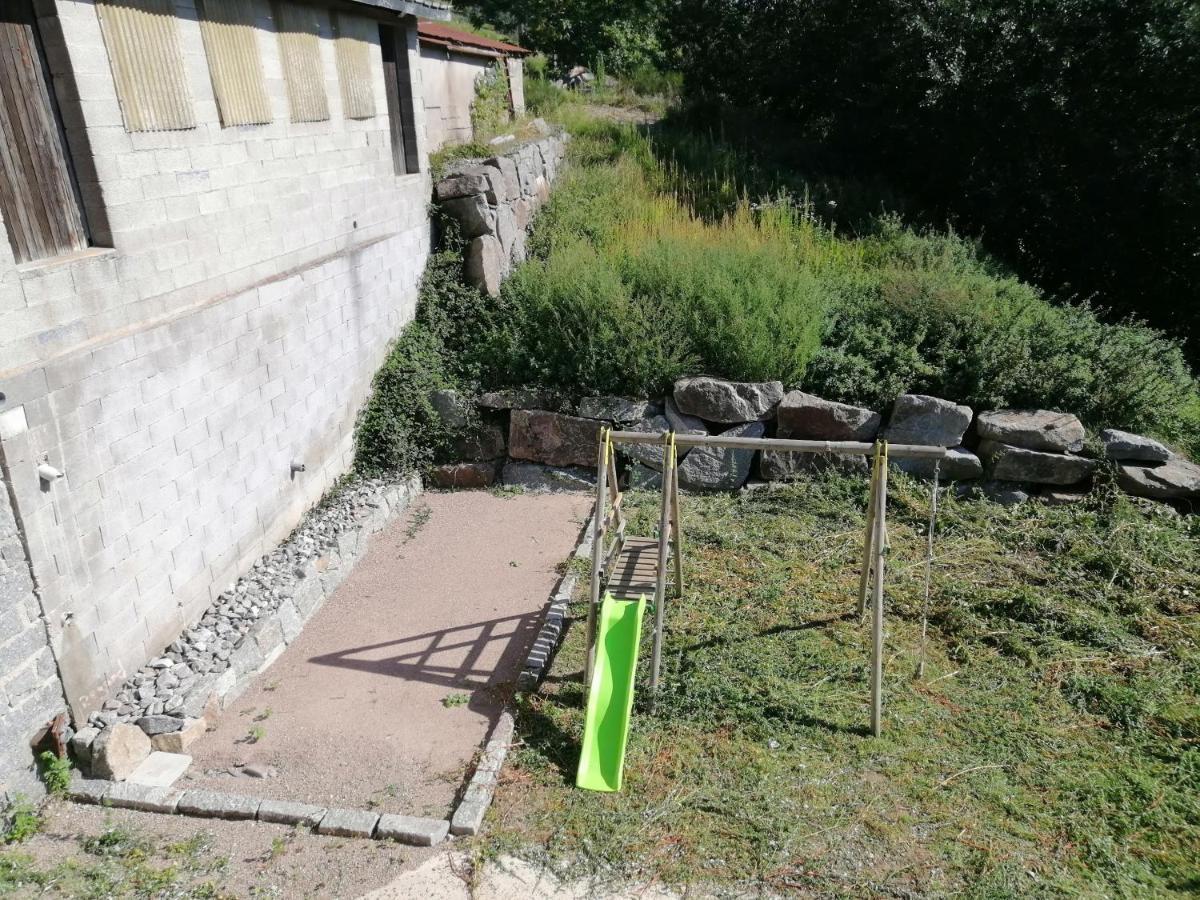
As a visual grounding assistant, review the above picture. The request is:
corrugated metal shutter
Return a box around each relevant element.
[95,0,195,132]
[197,0,271,127]
[332,13,374,120]
[273,1,328,123]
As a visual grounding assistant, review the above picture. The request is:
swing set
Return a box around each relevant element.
[576,427,947,793]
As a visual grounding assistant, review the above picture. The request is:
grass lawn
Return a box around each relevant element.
[480,473,1200,896]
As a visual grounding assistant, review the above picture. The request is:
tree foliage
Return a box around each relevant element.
[670,0,1200,351]
[459,0,665,72]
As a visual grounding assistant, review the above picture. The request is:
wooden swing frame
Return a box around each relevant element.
[585,428,947,736]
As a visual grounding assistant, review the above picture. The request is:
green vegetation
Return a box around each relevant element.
[37,751,72,798]
[358,108,1200,479]
[671,1,1200,354]
[1,822,228,898]
[482,476,1200,894]
[2,798,41,845]
[470,62,513,139]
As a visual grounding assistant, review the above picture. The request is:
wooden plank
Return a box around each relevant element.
[606,537,660,599]
[607,431,948,460]
[377,23,407,174]
[0,2,87,264]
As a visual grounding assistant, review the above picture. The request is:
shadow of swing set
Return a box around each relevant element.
[575,427,947,793]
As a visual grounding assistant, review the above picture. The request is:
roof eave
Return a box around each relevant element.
[347,0,451,21]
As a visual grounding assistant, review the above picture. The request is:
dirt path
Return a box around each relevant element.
[181,490,590,817]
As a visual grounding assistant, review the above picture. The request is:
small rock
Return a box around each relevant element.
[1100,428,1170,462]
[663,396,708,438]
[976,409,1085,453]
[760,449,867,481]
[429,388,472,431]
[151,718,208,754]
[673,376,784,424]
[70,726,100,769]
[135,715,184,737]
[91,723,152,781]
[884,395,973,447]
[477,388,570,412]
[240,762,277,779]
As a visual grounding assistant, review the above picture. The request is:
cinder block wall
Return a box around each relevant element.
[0,467,65,800]
[0,0,433,734]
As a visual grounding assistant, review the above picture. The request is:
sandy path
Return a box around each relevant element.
[182,490,590,817]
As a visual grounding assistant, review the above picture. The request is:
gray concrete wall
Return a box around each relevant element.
[0,0,434,740]
[0,463,66,801]
[419,45,494,150]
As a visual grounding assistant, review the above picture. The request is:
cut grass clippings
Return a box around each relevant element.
[479,472,1200,896]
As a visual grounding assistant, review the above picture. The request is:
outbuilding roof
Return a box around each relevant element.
[418,20,531,58]
[347,0,451,21]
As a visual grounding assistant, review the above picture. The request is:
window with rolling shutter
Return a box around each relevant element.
[197,0,272,127]
[94,0,195,132]
[333,13,374,120]
[273,1,329,123]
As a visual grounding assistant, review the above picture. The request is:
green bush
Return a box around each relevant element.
[469,62,512,138]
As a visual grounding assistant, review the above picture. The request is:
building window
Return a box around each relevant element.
[95,0,195,132]
[273,1,329,123]
[378,22,418,174]
[0,1,89,263]
[197,0,272,127]
[333,13,374,120]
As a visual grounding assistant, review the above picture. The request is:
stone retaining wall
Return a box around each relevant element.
[425,377,1200,506]
[433,120,568,296]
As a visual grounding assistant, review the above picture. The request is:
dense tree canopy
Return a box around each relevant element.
[670,0,1200,349]
[459,0,665,72]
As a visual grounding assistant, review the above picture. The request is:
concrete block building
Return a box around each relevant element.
[0,0,451,797]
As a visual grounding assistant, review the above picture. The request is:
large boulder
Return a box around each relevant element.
[478,388,570,413]
[483,155,520,202]
[441,194,495,238]
[883,395,972,447]
[979,441,1097,485]
[91,723,152,781]
[776,391,880,442]
[429,389,471,431]
[430,462,498,489]
[617,415,673,470]
[435,167,492,201]
[577,396,662,424]
[895,446,983,481]
[1100,428,1170,463]
[1116,458,1200,500]
[509,410,602,468]
[976,409,1085,453]
[678,421,765,490]
[452,423,505,461]
[464,235,502,297]
[501,462,594,493]
[664,397,708,437]
[673,377,784,424]
[760,449,867,481]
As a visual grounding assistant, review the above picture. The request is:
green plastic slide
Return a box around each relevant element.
[576,593,647,792]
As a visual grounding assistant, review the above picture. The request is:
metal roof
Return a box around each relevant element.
[346,0,452,21]
[417,20,531,57]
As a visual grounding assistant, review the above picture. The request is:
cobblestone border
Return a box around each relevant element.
[69,779,450,846]
[447,510,597,837]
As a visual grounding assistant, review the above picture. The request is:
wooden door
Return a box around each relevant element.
[0,1,88,264]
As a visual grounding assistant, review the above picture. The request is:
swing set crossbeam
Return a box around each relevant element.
[584,428,946,737]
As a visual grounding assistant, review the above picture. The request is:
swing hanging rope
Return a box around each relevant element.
[916,459,941,679]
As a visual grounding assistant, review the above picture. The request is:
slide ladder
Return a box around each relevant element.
[577,430,682,792]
